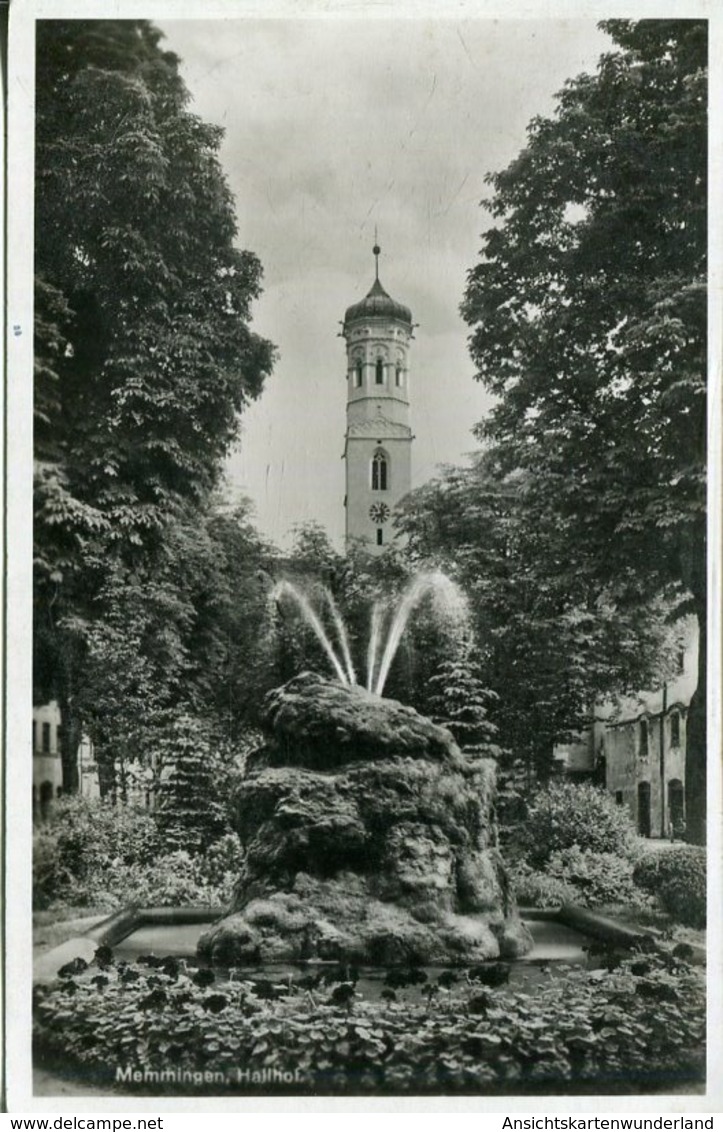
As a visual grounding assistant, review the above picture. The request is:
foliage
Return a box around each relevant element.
[33,796,243,911]
[427,639,500,759]
[34,951,705,1094]
[64,854,226,914]
[34,20,275,792]
[509,847,640,910]
[40,496,275,797]
[199,506,279,737]
[396,456,684,786]
[34,843,240,914]
[33,797,160,909]
[461,20,707,839]
[546,847,639,908]
[35,20,274,544]
[515,781,640,867]
[507,861,577,909]
[199,834,245,890]
[633,847,706,928]
[154,715,234,855]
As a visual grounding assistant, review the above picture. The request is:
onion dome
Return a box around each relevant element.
[344,243,413,328]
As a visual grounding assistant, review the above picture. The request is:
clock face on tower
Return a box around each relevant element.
[369,502,390,524]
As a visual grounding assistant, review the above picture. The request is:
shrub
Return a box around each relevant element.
[36,849,239,914]
[508,861,576,909]
[200,833,244,889]
[546,846,639,908]
[516,782,639,867]
[90,852,221,910]
[510,847,642,910]
[633,847,706,928]
[33,798,241,913]
[33,951,705,1094]
[33,797,160,910]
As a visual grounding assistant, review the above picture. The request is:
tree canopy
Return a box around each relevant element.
[396,454,683,784]
[460,19,707,839]
[35,20,274,558]
[34,20,275,791]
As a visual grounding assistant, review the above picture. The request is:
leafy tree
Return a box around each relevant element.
[200,502,279,736]
[396,455,681,785]
[51,498,274,797]
[33,20,275,788]
[461,20,707,839]
[35,20,273,554]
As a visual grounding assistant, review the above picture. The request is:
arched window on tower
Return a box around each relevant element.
[395,364,403,387]
[372,449,388,491]
[375,358,384,384]
[354,360,363,387]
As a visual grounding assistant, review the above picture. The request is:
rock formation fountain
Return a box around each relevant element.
[198,574,532,967]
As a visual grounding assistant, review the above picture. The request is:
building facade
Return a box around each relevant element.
[554,623,697,838]
[342,244,414,554]
[32,700,99,818]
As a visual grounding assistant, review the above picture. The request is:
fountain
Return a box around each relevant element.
[197,573,532,967]
[371,571,469,695]
[270,570,470,696]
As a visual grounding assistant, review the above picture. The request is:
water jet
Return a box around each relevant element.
[271,570,469,696]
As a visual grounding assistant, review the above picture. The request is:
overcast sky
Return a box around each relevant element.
[158,17,612,548]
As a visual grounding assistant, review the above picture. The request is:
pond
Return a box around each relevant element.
[107,914,591,1000]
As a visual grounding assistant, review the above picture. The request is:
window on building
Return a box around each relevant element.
[670,711,680,748]
[395,364,403,387]
[42,722,51,754]
[371,450,388,491]
[375,358,384,384]
[376,528,383,546]
[355,361,363,387]
[615,791,624,806]
[639,718,649,758]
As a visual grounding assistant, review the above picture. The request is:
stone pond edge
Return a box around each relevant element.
[35,901,704,983]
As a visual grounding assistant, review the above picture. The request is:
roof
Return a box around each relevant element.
[344,276,413,328]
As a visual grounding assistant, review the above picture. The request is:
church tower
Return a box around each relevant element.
[342,244,414,554]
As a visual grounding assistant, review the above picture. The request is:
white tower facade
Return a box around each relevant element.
[343,245,414,554]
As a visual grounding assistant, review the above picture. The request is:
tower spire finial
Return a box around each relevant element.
[373,227,380,280]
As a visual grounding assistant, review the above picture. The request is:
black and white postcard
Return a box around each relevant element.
[5,0,721,1115]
